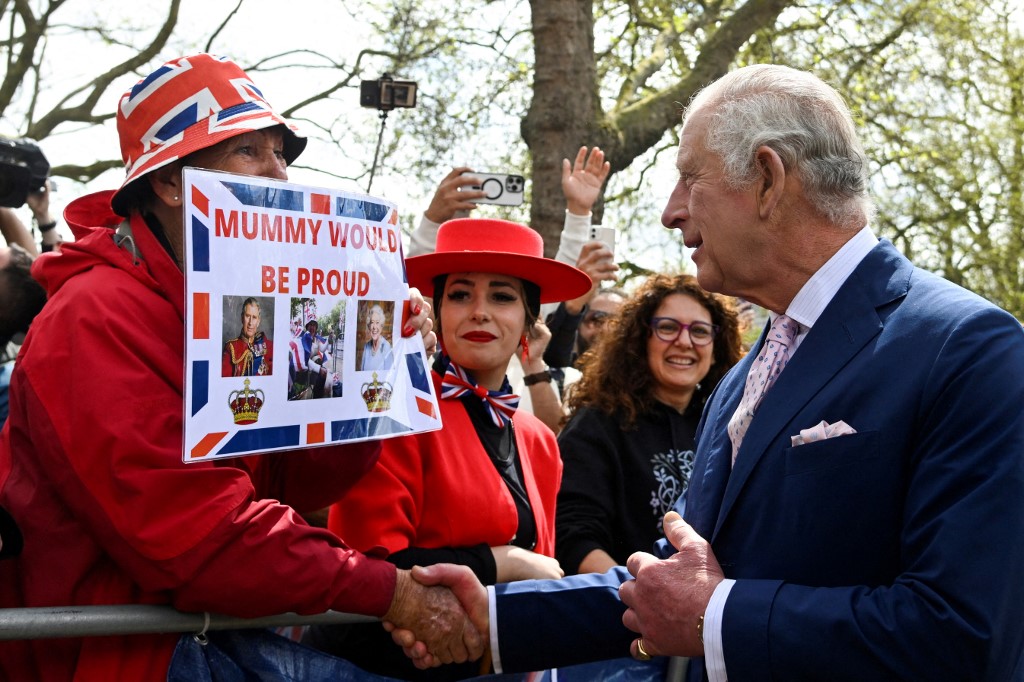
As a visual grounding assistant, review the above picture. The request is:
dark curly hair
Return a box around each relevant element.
[566,273,744,429]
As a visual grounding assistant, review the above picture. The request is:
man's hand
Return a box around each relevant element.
[386,564,489,669]
[562,146,610,216]
[383,567,487,669]
[619,511,724,658]
[424,167,487,224]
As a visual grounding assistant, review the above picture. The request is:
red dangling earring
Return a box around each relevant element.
[520,334,529,362]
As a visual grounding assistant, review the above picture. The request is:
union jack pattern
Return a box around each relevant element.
[115,54,301,192]
[441,358,520,428]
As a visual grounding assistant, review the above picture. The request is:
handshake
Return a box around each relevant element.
[382,564,490,669]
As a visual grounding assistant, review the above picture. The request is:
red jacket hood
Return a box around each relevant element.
[34,190,183,318]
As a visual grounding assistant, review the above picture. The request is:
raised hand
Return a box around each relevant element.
[561,146,611,216]
[619,511,723,658]
[516,320,552,374]
[382,567,486,668]
[424,167,487,224]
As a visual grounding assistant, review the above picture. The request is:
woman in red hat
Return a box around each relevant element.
[0,54,481,681]
[317,217,591,679]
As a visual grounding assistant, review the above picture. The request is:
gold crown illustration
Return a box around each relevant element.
[361,372,393,412]
[228,379,265,425]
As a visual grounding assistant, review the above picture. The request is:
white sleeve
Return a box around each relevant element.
[408,214,442,257]
[554,209,593,266]
[488,585,504,673]
[705,578,736,682]
[539,210,593,319]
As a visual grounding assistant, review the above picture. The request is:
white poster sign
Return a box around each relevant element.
[182,168,440,462]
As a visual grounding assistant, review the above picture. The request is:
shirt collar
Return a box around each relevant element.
[787,226,878,331]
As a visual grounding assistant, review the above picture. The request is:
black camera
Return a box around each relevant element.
[360,74,418,111]
[0,137,50,208]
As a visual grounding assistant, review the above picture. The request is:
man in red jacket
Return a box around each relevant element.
[0,53,483,681]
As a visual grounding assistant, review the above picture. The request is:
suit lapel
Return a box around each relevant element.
[711,241,912,539]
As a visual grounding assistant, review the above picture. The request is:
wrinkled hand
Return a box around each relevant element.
[491,545,564,582]
[619,511,723,658]
[516,320,552,372]
[387,564,490,669]
[403,289,436,353]
[564,242,618,314]
[561,146,610,215]
[383,567,486,669]
[424,167,487,223]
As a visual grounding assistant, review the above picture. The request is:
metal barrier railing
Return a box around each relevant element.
[0,605,375,640]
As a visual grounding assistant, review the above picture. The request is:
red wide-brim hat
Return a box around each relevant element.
[405,218,592,304]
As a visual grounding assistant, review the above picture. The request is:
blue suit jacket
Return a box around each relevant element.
[494,241,1024,680]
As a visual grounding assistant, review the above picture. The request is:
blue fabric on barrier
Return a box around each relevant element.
[168,629,668,682]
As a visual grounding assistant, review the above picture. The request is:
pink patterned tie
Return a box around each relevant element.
[728,314,799,466]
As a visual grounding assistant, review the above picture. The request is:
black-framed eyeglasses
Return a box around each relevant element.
[649,317,718,346]
[582,310,612,327]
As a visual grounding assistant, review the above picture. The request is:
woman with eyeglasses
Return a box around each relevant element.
[555,273,744,575]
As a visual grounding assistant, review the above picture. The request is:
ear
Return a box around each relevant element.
[148,163,183,208]
[754,146,787,220]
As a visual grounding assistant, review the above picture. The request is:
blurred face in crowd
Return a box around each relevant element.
[440,272,528,391]
[241,303,261,342]
[578,290,625,351]
[646,293,716,409]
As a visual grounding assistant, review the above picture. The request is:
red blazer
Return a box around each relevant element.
[330,371,562,559]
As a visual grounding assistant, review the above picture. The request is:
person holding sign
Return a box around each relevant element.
[313,218,591,679]
[0,54,485,681]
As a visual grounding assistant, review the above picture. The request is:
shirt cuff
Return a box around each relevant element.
[705,578,735,682]
[487,585,503,673]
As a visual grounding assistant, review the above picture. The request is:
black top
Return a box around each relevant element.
[556,401,701,573]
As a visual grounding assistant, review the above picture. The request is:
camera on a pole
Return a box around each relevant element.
[359,74,417,111]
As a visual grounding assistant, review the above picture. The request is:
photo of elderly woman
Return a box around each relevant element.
[357,300,394,372]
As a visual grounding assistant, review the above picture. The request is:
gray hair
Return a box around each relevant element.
[685,64,874,228]
[367,303,385,326]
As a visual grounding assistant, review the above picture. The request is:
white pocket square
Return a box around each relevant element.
[790,420,857,447]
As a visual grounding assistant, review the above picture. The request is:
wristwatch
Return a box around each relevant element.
[522,370,552,386]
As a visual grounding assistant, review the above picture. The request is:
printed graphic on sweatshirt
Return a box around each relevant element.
[649,448,696,532]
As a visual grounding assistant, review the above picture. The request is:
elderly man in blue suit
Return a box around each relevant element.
[394,64,1024,681]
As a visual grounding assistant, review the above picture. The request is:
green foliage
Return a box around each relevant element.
[4,0,1024,320]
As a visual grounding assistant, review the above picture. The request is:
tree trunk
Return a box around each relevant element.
[523,0,601,256]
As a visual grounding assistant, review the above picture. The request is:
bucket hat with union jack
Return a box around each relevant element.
[110,53,306,216]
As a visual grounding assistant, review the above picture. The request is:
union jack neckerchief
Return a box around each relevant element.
[440,357,519,428]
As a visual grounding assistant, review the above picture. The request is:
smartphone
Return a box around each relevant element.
[462,172,526,206]
[588,225,616,255]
